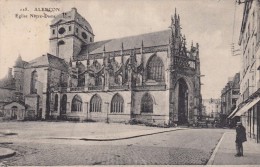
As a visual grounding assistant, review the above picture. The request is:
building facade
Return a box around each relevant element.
[202,98,221,119]
[221,73,240,126]
[0,8,202,125]
[231,0,260,143]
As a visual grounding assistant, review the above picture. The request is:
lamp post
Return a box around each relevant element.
[105,102,109,123]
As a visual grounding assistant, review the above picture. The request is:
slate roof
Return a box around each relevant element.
[26,54,69,71]
[78,29,171,56]
[14,56,28,68]
[4,101,26,107]
[232,73,240,89]
[51,8,93,34]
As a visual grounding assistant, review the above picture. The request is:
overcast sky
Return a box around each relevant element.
[0,0,243,99]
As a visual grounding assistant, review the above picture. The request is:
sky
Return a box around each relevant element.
[0,0,243,99]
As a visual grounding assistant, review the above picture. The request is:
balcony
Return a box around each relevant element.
[109,85,129,90]
[53,87,67,93]
[88,85,103,91]
[173,56,196,70]
[133,84,166,91]
[70,87,84,92]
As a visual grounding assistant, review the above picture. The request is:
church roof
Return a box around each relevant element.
[78,29,171,56]
[14,55,28,68]
[26,54,69,71]
[50,8,93,34]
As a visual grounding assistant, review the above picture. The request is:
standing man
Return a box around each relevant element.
[235,122,247,157]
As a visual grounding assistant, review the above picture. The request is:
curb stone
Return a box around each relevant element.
[0,147,16,159]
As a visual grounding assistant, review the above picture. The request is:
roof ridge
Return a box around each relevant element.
[92,29,171,44]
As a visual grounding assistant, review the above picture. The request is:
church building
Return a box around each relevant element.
[0,8,202,125]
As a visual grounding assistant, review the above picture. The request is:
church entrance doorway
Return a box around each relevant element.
[11,106,18,119]
[178,78,189,125]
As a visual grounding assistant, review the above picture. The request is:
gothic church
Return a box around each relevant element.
[0,8,202,125]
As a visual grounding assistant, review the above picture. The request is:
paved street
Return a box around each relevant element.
[0,121,226,165]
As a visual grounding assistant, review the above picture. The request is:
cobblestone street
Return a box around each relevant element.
[0,122,226,165]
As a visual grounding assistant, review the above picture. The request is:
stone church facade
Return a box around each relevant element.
[1,8,202,125]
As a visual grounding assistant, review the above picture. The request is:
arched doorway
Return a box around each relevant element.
[177,78,189,124]
[141,93,153,113]
[11,106,18,119]
[60,94,67,115]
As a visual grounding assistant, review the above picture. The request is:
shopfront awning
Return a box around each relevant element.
[233,96,260,118]
[227,106,239,119]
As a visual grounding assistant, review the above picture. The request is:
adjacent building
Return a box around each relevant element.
[230,0,260,143]
[0,8,202,125]
[202,98,221,119]
[221,73,240,126]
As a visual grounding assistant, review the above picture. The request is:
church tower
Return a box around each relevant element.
[49,8,94,62]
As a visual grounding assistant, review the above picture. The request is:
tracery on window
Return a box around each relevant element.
[71,95,82,112]
[146,56,164,82]
[111,94,124,113]
[77,62,85,87]
[90,94,102,112]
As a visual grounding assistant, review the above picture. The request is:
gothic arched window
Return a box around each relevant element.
[30,70,38,94]
[77,62,85,87]
[95,76,102,86]
[115,75,122,85]
[90,94,102,112]
[54,94,59,111]
[71,95,82,112]
[141,93,153,113]
[111,94,124,113]
[146,56,164,82]
[60,94,67,114]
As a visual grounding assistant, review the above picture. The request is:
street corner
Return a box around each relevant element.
[0,147,16,159]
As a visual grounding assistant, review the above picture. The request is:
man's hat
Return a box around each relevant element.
[237,122,242,125]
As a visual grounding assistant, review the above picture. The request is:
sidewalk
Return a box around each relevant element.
[209,132,260,165]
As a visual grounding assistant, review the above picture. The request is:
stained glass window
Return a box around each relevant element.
[147,56,164,82]
[90,95,102,112]
[71,95,82,112]
[111,94,124,113]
